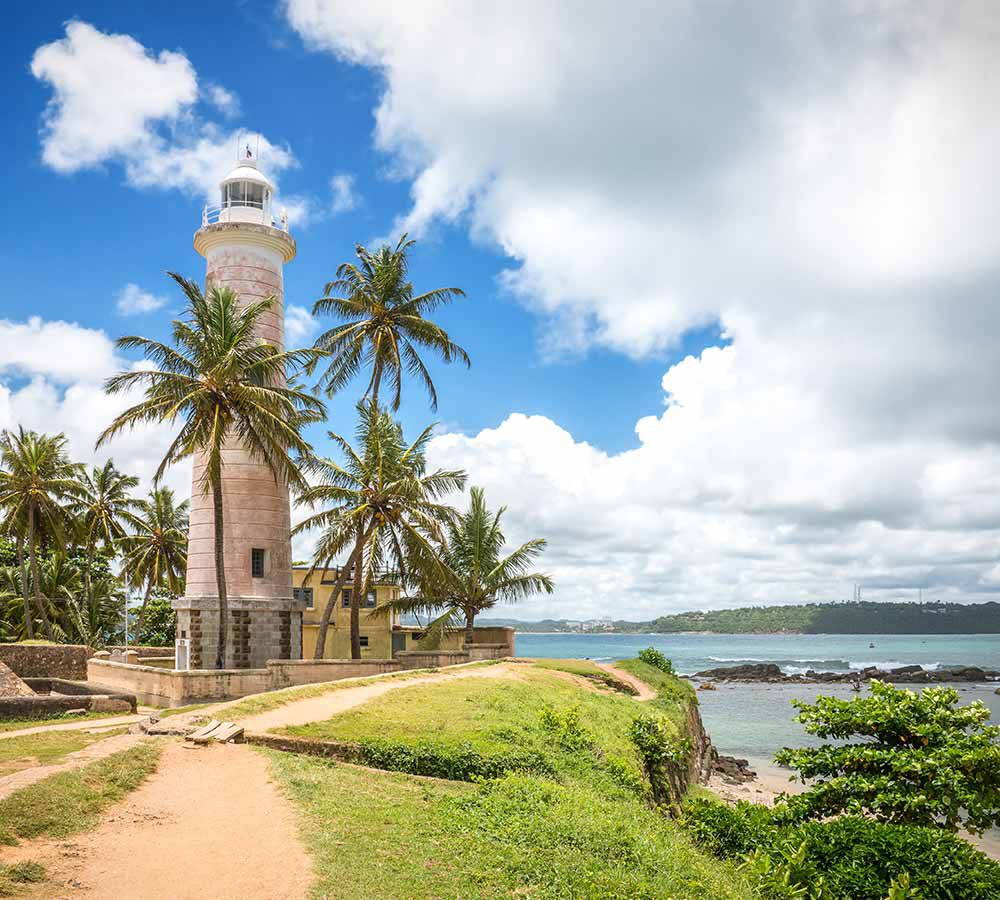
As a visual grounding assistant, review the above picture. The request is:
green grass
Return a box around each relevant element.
[158,703,214,718]
[282,666,648,786]
[221,664,496,721]
[0,727,128,777]
[0,861,45,897]
[0,742,161,845]
[0,711,132,733]
[268,751,751,900]
[616,658,696,718]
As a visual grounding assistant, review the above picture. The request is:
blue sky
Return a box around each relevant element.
[2,2,720,456]
[3,3,1000,619]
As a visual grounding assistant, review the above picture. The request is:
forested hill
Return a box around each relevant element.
[645,601,1000,634]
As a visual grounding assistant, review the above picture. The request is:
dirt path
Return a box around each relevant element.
[597,662,656,700]
[0,715,146,740]
[2,740,313,899]
[0,732,144,802]
[239,661,520,733]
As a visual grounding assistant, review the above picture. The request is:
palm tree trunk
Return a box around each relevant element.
[211,477,228,669]
[27,512,54,641]
[135,580,154,642]
[311,524,374,660]
[464,608,475,647]
[17,538,33,640]
[351,533,363,660]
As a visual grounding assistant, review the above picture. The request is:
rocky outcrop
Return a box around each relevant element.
[0,661,34,698]
[692,662,1000,683]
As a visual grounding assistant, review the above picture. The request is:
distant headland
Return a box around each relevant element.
[481,599,1000,635]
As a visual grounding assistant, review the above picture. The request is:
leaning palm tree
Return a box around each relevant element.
[122,487,189,637]
[98,274,325,668]
[312,233,470,411]
[387,487,554,646]
[0,428,83,641]
[294,402,466,659]
[73,460,141,610]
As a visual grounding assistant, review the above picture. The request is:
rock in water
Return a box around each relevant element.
[0,661,35,697]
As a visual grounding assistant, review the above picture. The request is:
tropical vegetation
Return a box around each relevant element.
[98,274,325,667]
[384,486,553,646]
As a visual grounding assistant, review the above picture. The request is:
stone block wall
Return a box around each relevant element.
[0,644,89,680]
[176,604,302,669]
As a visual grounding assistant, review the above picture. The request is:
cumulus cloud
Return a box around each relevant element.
[116,283,167,316]
[31,21,302,207]
[284,305,320,344]
[0,318,189,499]
[288,1,1000,615]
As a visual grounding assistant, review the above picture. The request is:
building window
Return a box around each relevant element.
[359,636,369,648]
[251,548,265,578]
[342,589,352,608]
[366,590,377,608]
[293,587,313,609]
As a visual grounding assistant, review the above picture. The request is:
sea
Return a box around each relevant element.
[514,632,1000,760]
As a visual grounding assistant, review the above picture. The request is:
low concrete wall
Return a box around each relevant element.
[395,650,471,669]
[87,640,512,708]
[0,677,137,720]
[0,644,89,680]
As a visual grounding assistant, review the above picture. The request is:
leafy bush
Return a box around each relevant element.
[538,703,592,750]
[682,797,1000,899]
[638,647,675,674]
[356,737,554,782]
[774,680,1000,833]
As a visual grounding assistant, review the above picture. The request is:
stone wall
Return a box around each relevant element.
[176,603,303,669]
[0,644,89,680]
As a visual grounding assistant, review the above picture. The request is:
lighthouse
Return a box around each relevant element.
[173,150,306,669]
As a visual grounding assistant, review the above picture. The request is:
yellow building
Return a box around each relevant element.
[294,565,468,659]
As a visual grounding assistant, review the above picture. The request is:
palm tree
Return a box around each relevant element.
[122,487,189,637]
[387,487,554,646]
[312,233,470,411]
[294,402,466,659]
[73,460,141,611]
[98,274,325,668]
[0,428,82,641]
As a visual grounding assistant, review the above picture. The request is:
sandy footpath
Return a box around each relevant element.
[596,662,656,700]
[1,740,313,899]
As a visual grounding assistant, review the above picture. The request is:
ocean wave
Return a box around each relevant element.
[704,655,941,674]
[707,656,852,667]
[848,660,940,672]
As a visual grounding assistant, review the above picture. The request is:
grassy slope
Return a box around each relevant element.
[0,728,127,777]
[0,742,161,844]
[270,660,752,899]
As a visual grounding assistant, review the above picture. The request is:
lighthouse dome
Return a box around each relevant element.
[215,158,275,227]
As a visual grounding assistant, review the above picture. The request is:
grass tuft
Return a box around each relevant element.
[0,728,128,778]
[0,742,161,845]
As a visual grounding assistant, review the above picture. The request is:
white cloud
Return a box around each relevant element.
[30,21,197,173]
[0,317,119,384]
[31,22,302,207]
[205,83,240,119]
[116,283,167,316]
[289,1,1000,616]
[284,305,320,344]
[330,173,359,213]
[0,319,189,500]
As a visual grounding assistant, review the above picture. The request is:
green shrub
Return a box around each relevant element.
[682,797,1000,899]
[775,680,1000,834]
[356,738,554,782]
[538,703,591,751]
[637,647,675,674]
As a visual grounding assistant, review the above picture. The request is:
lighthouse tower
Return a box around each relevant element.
[173,149,305,669]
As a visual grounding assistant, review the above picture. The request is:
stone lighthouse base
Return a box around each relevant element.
[173,596,305,669]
